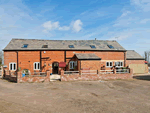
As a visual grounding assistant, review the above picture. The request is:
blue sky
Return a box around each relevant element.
[0,0,150,56]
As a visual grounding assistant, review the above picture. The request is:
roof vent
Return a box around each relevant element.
[107,45,114,49]
[90,45,96,48]
[42,45,48,48]
[69,45,74,48]
[22,44,28,48]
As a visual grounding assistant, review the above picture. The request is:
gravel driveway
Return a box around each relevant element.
[0,78,150,113]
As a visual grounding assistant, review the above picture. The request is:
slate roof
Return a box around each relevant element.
[126,50,145,60]
[3,38,126,51]
[75,53,101,60]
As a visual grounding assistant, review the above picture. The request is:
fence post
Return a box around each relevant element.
[9,70,11,78]
[17,71,22,83]
[1,66,3,79]
[114,68,116,74]
[79,70,82,76]
[45,71,50,82]
[61,70,64,76]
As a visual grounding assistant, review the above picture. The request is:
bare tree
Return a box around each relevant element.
[144,51,150,63]
[145,51,148,61]
[148,51,150,63]
[0,51,3,65]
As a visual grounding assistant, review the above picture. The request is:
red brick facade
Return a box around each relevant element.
[81,60,100,70]
[18,51,40,72]
[3,50,143,74]
[4,51,17,70]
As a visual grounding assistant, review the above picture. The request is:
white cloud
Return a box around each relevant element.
[108,31,133,41]
[140,18,150,24]
[71,19,83,32]
[42,21,59,30]
[58,26,70,31]
[42,21,71,32]
[113,10,135,27]
[42,19,83,33]
[131,0,150,12]
[120,11,131,18]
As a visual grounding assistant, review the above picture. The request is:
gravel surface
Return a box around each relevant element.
[0,78,150,113]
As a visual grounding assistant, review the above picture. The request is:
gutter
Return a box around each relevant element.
[3,49,127,52]
[126,58,145,60]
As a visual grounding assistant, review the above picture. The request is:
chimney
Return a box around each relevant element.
[95,38,96,40]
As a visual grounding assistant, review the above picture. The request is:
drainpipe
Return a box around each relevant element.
[124,51,126,67]
[64,51,66,71]
[17,51,18,82]
[40,51,42,72]
[17,51,18,71]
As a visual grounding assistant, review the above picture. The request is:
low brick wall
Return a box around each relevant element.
[3,70,50,83]
[17,71,50,83]
[61,69,133,81]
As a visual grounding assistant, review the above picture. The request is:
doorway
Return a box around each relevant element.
[52,62,59,74]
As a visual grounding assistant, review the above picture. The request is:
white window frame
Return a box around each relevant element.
[115,61,123,67]
[69,61,75,69]
[34,62,40,70]
[9,62,16,71]
[106,61,113,67]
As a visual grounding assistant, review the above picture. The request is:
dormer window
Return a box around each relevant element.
[107,45,114,49]
[69,45,74,48]
[42,45,48,48]
[22,44,28,48]
[90,45,96,48]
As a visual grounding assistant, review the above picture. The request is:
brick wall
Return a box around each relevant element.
[18,51,40,73]
[66,51,125,70]
[66,51,125,60]
[61,69,133,81]
[17,71,50,83]
[4,51,17,70]
[81,60,100,70]
[41,51,64,73]
[4,50,126,74]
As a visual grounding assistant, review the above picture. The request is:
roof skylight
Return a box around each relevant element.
[22,44,28,48]
[90,45,96,48]
[69,45,74,48]
[107,45,114,49]
[42,45,48,48]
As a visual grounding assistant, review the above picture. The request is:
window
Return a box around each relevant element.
[42,45,48,48]
[69,45,74,48]
[107,45,114,49]
[69,61,75,69]
[115,61,123,67]
[106,62,113,67]
[22,44,28,48]
[9,63,16,71]
[90,45,96,48]
[34,62,40,70]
